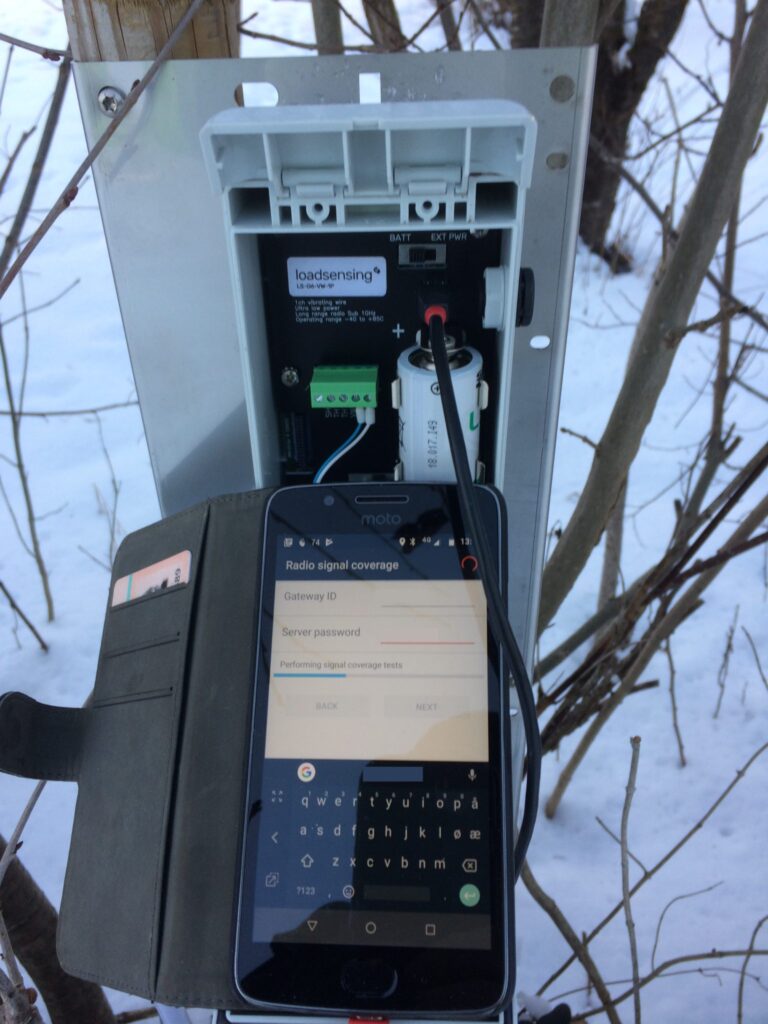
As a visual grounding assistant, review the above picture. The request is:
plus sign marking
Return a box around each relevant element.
[392,323,406,339]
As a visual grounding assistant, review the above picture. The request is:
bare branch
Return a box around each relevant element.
[0,580,48,652]
[559,425,598,449]
[0,782,46,892]
[540,1,768,630]
[435,0,462,50]
[0,129,36,201]
[0,32,67,61]
[580,948,768,1018]
[662,639,686,766]
[310,0,344,54]
[651,882,723,970]
[0,966,44,1024]
[620,737,642,1024]
[545,492,768,816]
[588,135,768,337]
[0,277,80,329]
[0,400,138,418]
[0,52,70,284]
[522,863,621,1024]
[741,625,768,691]
[0,323,55,620]
[664,303,749,346]
[0,0,209,302]
[467,0,502,48]
[715,605,739,717]
[738,915,768,1023]
[595,815,648,874]
[539,740,768,995]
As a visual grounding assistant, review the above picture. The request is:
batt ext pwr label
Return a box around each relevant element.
[288,257,387,297]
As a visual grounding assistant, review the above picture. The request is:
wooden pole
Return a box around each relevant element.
[62,0,240,61]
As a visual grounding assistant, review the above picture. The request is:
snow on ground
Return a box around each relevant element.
[0,2,766,1022]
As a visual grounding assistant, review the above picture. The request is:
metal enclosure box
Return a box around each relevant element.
[73,47,595,667]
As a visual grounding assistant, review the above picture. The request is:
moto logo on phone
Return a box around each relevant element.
[361,513,402,526]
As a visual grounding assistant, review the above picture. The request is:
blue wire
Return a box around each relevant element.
[313,422,364,483]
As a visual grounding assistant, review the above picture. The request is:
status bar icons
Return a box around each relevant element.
[297,762,316,782]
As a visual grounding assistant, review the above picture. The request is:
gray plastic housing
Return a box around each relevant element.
[200,100,537,488]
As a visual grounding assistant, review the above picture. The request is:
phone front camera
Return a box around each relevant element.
[323,495,335,507]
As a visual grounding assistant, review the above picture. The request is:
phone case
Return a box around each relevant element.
[0,489,275,1008]
[0,486,515,1015]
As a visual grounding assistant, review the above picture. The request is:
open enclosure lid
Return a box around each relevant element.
[200,100,537,230]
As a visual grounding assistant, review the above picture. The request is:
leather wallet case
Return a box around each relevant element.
[0,488,276,1008]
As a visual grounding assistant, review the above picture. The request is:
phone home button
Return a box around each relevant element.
[340,958,398,999]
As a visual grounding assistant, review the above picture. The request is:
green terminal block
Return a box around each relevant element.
[310,365,378,409]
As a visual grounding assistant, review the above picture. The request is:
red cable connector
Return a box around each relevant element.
[423,303,448,326]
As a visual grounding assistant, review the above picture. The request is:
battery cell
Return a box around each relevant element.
[396,345,483,482]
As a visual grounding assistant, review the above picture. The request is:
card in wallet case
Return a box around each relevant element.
[0,489,276,1008]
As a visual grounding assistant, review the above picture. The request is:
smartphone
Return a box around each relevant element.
[235,483,513,1016]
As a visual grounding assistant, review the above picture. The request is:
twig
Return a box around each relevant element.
[0,580,48,652]
[0,0,208,302]
[671,529,768,588]
[538,740,768,995]
[0,967,44,1024]
[0,44,13,117]
[664,303,748,347]
[0,324,55,620]
[77,545,111,572]
[0,32,67,61]
[327,1,378,46]
[662,639,686,766]
[521,863,622,1024]
[0,475,32,557]
[620,737,642,1024]
[559,425,598,449]
[715,605,739,717]
[238,26,340,50]
[1,277,80,329]
[738,915,768,1023]
[545,492,768,815]
[741,625,768,691]
[0,912,24,991]
[0,129,35,201]
[0,781,46,891]
[580,948,768,1018]
[93,413,121,566]
[595,816,648,874]
[650,882,722,971]
[115,1011,160,1023]
[0,400,138,418]
[466,0,501,48]
[590,134,768,337]
[0,51,70,283]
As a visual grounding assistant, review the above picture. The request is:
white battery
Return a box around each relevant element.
[396,343,483,482]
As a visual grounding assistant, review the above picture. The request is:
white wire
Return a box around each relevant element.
[314,423,370,483]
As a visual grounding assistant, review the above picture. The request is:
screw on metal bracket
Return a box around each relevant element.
[280,366,300,388]
[98,86,126,117]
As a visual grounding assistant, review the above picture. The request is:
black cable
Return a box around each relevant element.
[428,312,541,880]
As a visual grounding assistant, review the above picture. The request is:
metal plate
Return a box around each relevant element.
[73,48,595,663]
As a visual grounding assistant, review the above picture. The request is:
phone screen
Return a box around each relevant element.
[236,484,511,1014]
